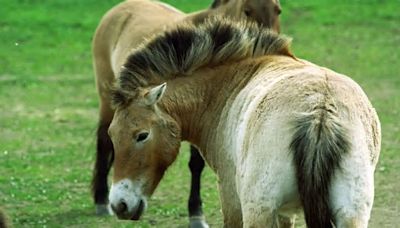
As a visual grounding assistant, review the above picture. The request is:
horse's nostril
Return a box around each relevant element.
[119,201,127,212]
[112,201,128,214]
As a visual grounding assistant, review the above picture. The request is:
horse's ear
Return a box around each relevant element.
[145,83,167,105]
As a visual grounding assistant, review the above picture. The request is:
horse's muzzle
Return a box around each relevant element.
[111,198,145,220]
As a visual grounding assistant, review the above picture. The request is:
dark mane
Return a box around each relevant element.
[113,17,292,107]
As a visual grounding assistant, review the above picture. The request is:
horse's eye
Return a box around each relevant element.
[136,132,149,142]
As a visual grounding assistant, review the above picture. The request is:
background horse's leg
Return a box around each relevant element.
[91,36,116,214]
[91,103,114,215]
[188,145,208,228]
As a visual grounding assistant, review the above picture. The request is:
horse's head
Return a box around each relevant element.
[212,0,282,32]
[108,83,181,220]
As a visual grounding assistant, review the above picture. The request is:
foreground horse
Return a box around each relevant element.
[107,18,381,227]
[91,0,281,224]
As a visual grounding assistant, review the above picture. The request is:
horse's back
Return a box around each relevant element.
[246,56,380,166]
[92,0,184,76]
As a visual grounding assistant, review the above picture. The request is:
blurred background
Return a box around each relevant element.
[0,0,399,227]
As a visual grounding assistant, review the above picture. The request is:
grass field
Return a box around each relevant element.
[0,0,399,227]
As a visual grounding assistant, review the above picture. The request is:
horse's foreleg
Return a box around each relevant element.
[91,25,117,215]
[188,145,208,228]
[91,120,114,215]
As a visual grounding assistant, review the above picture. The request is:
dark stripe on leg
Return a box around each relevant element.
[92,123,114,205]
[188,145,205,217]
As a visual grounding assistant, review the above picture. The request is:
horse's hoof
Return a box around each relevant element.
[189,216,209,228]
[95,204,112,216]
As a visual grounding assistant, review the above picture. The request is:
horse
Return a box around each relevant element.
[91,0,281,226]
[0,207,10,228]
[106,18,381,227]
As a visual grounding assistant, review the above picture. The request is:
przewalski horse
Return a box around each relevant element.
[107,18,381,227]
[91,0,281,225]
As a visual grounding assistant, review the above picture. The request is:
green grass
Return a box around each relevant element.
[0,0,399,227]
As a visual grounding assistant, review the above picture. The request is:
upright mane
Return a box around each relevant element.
[113,17,293,106]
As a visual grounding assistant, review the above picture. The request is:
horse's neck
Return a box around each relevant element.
[160,75,213,144]
[160,60,263,171]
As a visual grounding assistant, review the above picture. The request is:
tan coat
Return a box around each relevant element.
[92,0,281,123]
[107,19,381,227]
[91,0,282,225]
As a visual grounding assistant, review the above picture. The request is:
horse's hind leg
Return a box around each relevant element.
[330,138,375,228]
[188,145,208,228]
[242,204,280,228]
[242,214,294,228]
[242,208,295,228]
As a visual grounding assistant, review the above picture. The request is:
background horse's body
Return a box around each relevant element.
[108,19,381,227]
[92,0,281,224]
[92,0,183,215]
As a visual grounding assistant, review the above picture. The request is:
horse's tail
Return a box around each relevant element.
[290,108,351,228]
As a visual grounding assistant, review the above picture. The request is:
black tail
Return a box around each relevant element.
[290,108,350,228]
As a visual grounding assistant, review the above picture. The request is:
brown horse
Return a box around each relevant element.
[107,18,381,227]
[91,0,281,226]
